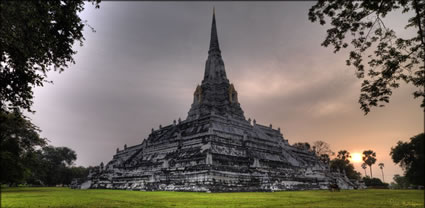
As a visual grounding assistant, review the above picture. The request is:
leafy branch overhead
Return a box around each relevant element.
[0,0,100,112]
[309,0,425,114]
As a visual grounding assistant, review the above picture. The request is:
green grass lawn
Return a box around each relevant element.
[1,187,423,208]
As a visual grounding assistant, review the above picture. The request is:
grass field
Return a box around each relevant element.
[1,187,423,208]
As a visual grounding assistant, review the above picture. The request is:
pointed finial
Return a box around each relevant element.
[209,7,221,54]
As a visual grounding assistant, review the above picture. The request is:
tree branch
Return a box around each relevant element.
[413,0,425,112]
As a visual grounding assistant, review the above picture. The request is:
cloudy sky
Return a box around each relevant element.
[29,2,423,182]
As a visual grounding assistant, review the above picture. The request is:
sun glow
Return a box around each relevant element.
[351,153,363,163]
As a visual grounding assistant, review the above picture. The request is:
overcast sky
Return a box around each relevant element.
[29,2,423,182]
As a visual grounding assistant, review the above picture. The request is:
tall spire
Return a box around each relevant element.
[187,8,245,121]
[203,8,227,82]
[209,7,221,55]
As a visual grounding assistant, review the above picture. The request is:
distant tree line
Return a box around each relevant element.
[293,141,363,181]
[26,146,94,186]
[0,132,92,187]
[0,104,92,187]
[294,133,424,189]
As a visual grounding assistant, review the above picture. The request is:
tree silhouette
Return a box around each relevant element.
[337,150,351,162]
[312,140,335,157]
[378,163,385,182]
[0,111,46,185]
[390,133,424,186]
[308,0,425,114]
[362,150,377,177]
[293,142,311,151]
[361,163,368,177]
[319,154,331,168]
[1,0,100,112]
[27,145,78,186]
[392,174,410,189]
[330,150,361,180]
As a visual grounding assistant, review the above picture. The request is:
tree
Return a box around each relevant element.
[1,0,100,112]
[330,150,361,180]
[362,150,377,177]
[0,0,100,186]
[0,110,46,185]
[390,133,424,186]
[319,153,331,166]
[378,162,385,182]
[293,142,311,151]
[64,166,90,185]
[312,140,335,157]
[69,166,92,181]
[308,0,425,114]
[391,174,410,189]
[362,177,389,188]
[311,141,334,167]
[34,145,77,186]
[361,163,368,177]
[25,146,91,186]
[337,150,351,162]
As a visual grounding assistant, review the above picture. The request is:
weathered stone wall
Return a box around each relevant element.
[87,114,359,192]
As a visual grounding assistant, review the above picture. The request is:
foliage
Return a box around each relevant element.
[29,145,78,186]
[308,0,425,114]
[293,142,311,151]
[337,150,351,162]
[361,163,368,176]
[0,0,100,112]
[312,140,335,157]
[330,150,361,180]
[378,162,385,182]
[0,110,46,185]
[390,174,411,189]
[362,150,377,177]
[23,145,89,186]
[2,187,424,208]
[319,153,331,165]
[390,133,424,186]
[363,177,389,188]
[0,0,100,187]
[330,159,361,180]
[69,166,91,181]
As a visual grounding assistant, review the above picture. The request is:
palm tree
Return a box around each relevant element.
[378,163,385,182]
[362,150,377,177]
[361,163,368,177]
[337,150,351,162]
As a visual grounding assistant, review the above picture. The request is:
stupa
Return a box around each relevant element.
[86,9,358,192]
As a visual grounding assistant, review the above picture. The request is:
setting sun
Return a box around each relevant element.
[351,153,363,163]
